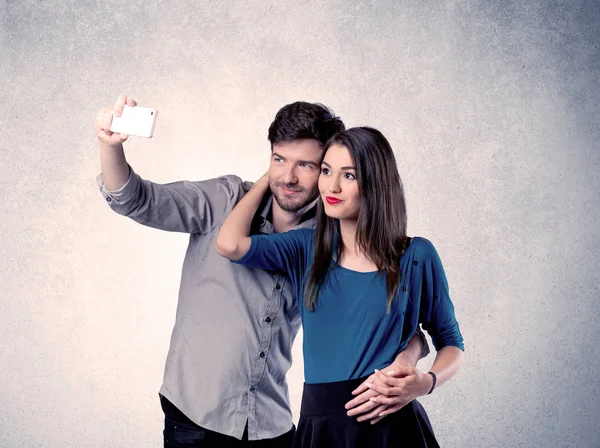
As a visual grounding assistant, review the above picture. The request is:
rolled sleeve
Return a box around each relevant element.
[97,165,140,206]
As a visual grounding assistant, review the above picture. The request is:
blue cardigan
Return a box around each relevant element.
[235,229,464,384]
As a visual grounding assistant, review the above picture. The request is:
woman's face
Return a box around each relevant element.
[318,144,360,221]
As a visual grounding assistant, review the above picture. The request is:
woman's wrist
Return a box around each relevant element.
[242,173,269,205]
[413,369,434,397]
[254,172,270,189]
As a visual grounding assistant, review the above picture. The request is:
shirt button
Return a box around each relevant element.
[106,197,112,203]
[265,317,272,323]
[413,260,418,265]
[275,283,281,290]
[259,352,265,358]
[249,386,256,392]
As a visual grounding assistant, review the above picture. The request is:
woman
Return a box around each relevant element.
[216,127,464,447]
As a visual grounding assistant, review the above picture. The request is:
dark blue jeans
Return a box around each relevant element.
[160,394,295,447]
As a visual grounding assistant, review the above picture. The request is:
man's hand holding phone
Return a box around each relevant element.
[95,95,157,148]
[95,95,152,191]
[95,95,135,147]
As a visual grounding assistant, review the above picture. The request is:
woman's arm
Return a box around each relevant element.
[426,345,464,390]
[356,238,466,423]
[362,345,463,423]
[215,173,269,260]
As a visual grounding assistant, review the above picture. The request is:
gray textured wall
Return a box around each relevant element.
[1,1,599,447]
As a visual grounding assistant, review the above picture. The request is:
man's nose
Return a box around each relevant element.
[282,167,298,184]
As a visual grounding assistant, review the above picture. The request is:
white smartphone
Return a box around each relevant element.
[110,105,158,138]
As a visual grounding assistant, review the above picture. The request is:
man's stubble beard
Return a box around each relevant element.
[271,181,319,213]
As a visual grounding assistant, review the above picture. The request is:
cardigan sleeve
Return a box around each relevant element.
[234,229,313,281]
[418,240,465,351]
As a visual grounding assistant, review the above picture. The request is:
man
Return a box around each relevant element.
[94,96,428,447]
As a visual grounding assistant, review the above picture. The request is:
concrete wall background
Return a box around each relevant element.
[1,1,599,446]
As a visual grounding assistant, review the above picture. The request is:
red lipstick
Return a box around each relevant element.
[325,196,342,205]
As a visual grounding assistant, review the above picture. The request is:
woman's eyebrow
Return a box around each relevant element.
[321,161,356,170]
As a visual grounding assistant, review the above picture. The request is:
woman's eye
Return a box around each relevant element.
[321,168,330,175]
[344,173,356,180]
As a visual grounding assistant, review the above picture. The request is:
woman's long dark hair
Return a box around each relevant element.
[305,127,409,312]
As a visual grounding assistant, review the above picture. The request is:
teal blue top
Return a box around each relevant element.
[235,229,464,384]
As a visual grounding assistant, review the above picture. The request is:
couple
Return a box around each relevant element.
[94,96,464,447]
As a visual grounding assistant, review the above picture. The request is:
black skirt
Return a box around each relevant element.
[293,377,440,448]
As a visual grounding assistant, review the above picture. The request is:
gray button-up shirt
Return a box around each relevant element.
[97,167,315,440]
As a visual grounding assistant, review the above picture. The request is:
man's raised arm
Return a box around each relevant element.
[94,95,248,234]
[94,94,134,191]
